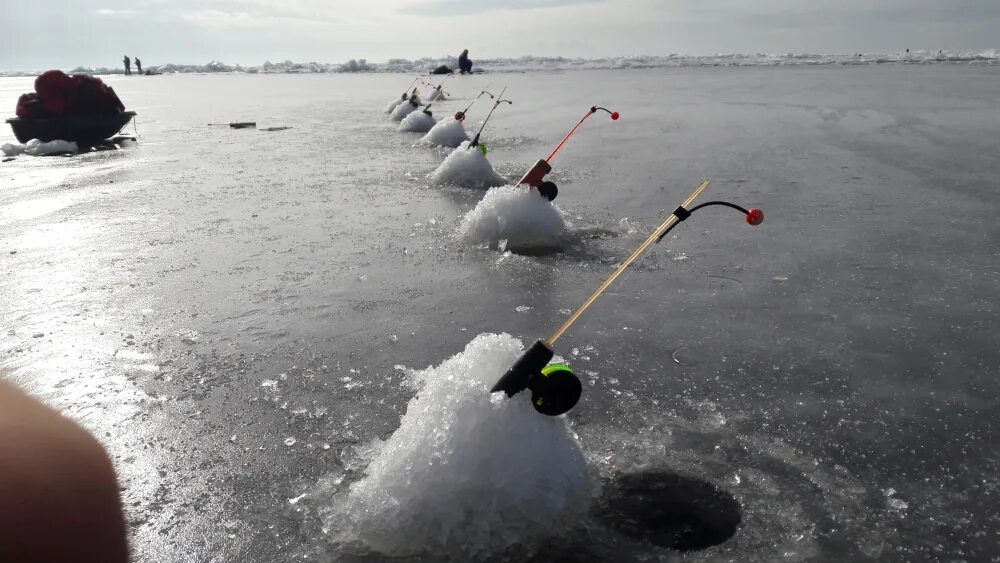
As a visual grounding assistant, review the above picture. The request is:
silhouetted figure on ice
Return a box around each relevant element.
[458,49,472,74]
[123,55,131,75]
[135,58,142,74]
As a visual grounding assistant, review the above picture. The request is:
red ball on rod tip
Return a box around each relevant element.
[746,208,764,225]
[610,111,620,120]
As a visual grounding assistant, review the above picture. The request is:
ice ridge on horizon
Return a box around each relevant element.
[3,49,997,76]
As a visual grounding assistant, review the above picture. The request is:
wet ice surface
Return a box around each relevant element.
[2,67,1000,561]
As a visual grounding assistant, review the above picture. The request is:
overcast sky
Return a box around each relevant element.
[1,0,997,70]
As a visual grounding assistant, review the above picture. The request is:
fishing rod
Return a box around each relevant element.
[421,75,461,116]
[468,86,512,149]
[454,85,494,122]
[518,105,620,201]
[490,180,764,416]
[431,74,453,97]
[400,76,423,100]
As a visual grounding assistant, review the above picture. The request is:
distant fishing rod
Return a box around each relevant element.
[433,74,453,93]
[517,105,620,201]
[490,180,765,416]
[455,84,493,121]
[469,86,512,148]
[422,75,460,116]
[400,76,422,100]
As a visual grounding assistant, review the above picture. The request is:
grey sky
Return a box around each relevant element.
[0,0,997,71]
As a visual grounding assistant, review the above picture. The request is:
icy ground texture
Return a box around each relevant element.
[390,98,420,121]
[430,141,506,188]
[329,333,588,558]
[459,185,566,250]
[419,116,469,147]
[384,96,405,114]
[2,139,79,156]
[398,110,436,133]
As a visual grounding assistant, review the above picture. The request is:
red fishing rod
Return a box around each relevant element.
[518,105,620,201]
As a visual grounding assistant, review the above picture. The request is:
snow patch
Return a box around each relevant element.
[419,116,470,148]
[324,333,587,558]
[459,185,566,251]
[3,139,79,156]
[430,140,506,188]
[390,98,421,121]
[398,110,436,133]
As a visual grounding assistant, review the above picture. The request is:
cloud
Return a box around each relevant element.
[180,9,328,29]
[95,8,137,16]
[400,0,605,17]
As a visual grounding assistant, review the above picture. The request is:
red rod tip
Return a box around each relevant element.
[610,111,620,120]
[746,208,764,225]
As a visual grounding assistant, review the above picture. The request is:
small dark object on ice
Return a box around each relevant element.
[230,122,256,129]
[2,157,14,162]
[431,65,453,75]
[89,136,136,151]
[261,126,292,132]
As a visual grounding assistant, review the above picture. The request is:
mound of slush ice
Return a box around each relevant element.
[430,140,506,188]
[398,110,436,133]
[419,116,470,148]
[391,99,420,121]
[459,185,566,250]
[329,333,588,558]
[384,97,405,114]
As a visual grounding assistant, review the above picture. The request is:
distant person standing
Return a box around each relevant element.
[135,57,142,74]
[123,55,131,75]
[458,49,472,74]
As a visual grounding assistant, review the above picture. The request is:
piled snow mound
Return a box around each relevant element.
[330,333,588,558]
[391,99,420,121]
[2,139,79,156]
[430,141,506,188]
[398,110,436,133]
[459,185,566,250]
[1,143,25,156]
[419,116,469,148]
[427,88,446,102]
[384,97,405,114]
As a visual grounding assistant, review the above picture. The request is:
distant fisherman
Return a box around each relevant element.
[458,49,472,74]
[135,58,142,75]
[123,55,131,76]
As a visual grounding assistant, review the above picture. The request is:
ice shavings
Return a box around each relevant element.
[427,88,446,102]
[325,333,587,558]
[3,139,79,156]
[459,185,566,250]
[419,116,470,148]
[430,141,506,188]
[384,97,405,114]
[398,110,436,133]
[390,99,421,121]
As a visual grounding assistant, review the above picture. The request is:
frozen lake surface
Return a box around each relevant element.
[1,65,999,561]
